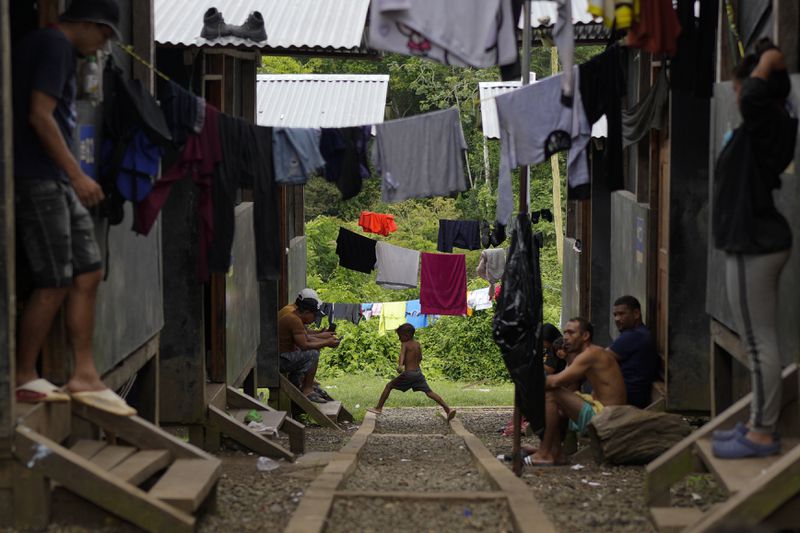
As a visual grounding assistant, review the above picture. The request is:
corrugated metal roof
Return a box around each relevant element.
[479,76,606,139]
[256,74,389,128]
[155,0,370,50]
[479,77,536,139]
[528,0,603,28]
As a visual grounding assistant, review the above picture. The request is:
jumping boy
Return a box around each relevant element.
[368,323,456,420]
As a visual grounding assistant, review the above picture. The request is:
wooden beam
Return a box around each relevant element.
[207,405,294,461]
[71,403,215,460]
[450,418,556,533]
[131,0,154,90]
[100,334,159,392]
[14,426,195,532]
[279,375,341,430]
[690,442,800,531]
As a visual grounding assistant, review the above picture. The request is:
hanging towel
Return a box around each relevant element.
[273,128,325,185]
[405,299,429,329]
[437,220,482,253]
[477,248,507,285]
[372,302,383,317]
[336,227,377,274]
[420,253,467,316]
[373,107,469,203]
[375,241,420,290]
[625,0,682,57]
[494,68,589,225]
[379,301,408,335]
[579,46,625,195]
[368,0,517,68]
[623,69,669,147]
[359,211,398,236]
[320,126,372,200]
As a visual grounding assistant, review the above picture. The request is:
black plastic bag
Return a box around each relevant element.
[492,214,545,431]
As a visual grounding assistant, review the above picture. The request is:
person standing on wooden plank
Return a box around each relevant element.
[528,318,626,466]
[12,0,135,416]
[711,40,796,459]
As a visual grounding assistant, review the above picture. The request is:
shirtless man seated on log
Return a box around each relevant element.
[528,317,627,466]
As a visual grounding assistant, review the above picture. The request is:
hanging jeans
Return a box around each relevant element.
[725,250,790,434]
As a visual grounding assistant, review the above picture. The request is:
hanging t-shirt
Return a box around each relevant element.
[336,227,377,274]
[368,0,517,69]
[273,128,325,185]
[375,241,420,290]
[420,252,467,315]
[405,299,429,329]
[476,248,507,284]
[373,107,469,203]
[494,68,589,225]
[379,301,408,335]
[437,220,482,253]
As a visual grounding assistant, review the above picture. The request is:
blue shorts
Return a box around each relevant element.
[568,392,604,435]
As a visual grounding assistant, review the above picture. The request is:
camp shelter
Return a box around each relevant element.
[0,1,223,531]
[152,0,377,447]
[254,73,388,426]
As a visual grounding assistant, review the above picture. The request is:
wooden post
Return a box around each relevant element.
[550,47,564,265]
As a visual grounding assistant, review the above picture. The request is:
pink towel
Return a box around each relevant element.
[420,252,467,315]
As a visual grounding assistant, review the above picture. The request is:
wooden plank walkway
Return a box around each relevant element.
[284,410,555,533]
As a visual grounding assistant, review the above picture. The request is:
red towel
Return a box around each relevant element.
[420,252,467,316]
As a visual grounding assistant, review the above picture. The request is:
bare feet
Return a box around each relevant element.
[367,407,382,415]
[447,408,457,421]
[526,451,567,466]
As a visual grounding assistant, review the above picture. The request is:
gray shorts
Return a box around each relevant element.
[16,180,102,288]
[390,369,431,393]
[279,349,320,384]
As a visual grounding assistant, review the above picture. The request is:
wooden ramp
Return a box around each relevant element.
[645,364,800,532]
[11,401,222,532]
[204,384,304,459]
[270,375,354,430]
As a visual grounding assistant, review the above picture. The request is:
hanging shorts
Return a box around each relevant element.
[16,180,103,288]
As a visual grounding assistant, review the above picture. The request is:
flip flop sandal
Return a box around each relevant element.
[71,389,137,417]
[16,378,70,403]
[306,392,328,404]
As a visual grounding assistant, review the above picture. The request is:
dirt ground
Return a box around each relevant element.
[8,408,725,533]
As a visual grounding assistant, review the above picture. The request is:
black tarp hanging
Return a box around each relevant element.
[492,213,545,431]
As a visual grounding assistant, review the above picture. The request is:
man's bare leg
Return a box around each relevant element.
[65,270,106,392]
[530,390,563,464]
[16,287,69,386]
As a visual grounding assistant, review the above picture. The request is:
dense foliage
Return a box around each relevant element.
[262,48,600,382]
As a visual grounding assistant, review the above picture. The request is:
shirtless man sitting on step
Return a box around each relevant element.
[528,317,627,466]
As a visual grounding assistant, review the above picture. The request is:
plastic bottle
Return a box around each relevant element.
[256,456,279,472]
[82,56,100,103]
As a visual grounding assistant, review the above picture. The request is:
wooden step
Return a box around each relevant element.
[109,450,172,485]
[149,458,222,513]
[70,439,107,460]
[90,445,137,471]
[650,507,703,532]
[228,408,286,431]
[694,437,800,494]
[319,400,342,420]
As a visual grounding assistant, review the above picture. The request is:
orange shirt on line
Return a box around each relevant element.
[359,211,397,237]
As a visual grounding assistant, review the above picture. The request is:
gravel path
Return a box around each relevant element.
[325,497,514,533]
[341,434,492,492]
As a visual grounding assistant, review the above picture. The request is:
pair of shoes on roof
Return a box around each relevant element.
[201,8,267,42]
[711,422,781,459]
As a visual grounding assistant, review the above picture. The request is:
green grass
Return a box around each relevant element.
[315,375,513,422]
